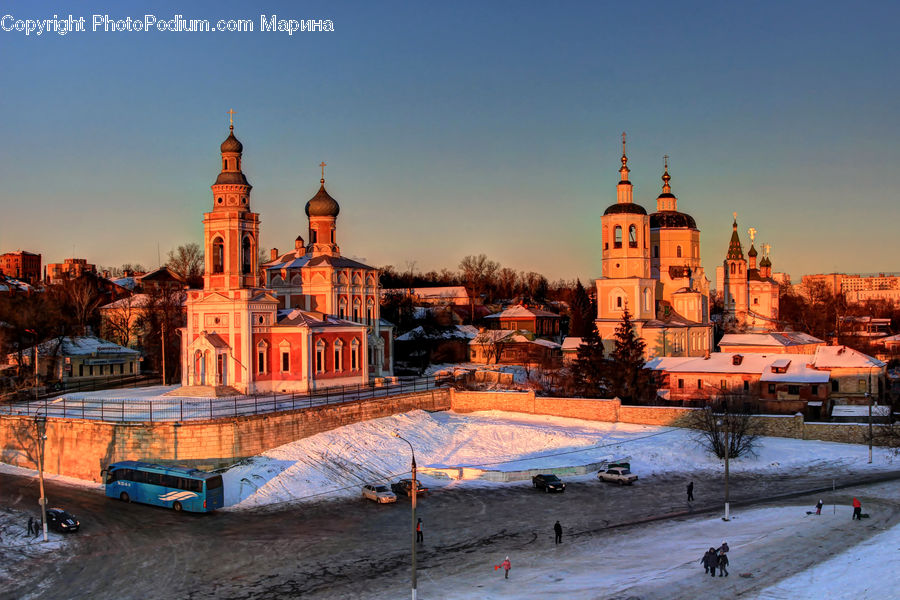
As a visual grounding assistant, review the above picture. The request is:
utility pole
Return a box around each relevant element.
[717,417,730,521]
[393,431,418,600]
[161,320,167,386]
[35,415,49,542]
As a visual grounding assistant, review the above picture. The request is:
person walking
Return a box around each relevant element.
[27,516,34,536]
[852,497,862,520]
[554,521,562,544]
[701,547,716,575]
[416,518,423,543]
[687,481,694,502]
[717,550,729,577]
[500,556,511,579]
[718,540,729,554]
[815,499,824,515]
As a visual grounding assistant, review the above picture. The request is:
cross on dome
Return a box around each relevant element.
[320,161,326,182]
[227,109,236,130]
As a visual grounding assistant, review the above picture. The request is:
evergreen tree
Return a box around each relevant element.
[609,307,648,403]
[568,279,593,338]
[572,324,608,397]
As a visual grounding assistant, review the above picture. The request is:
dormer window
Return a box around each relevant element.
[732,354,743,366]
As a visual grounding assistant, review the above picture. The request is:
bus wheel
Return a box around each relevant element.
[120,492,130,503]
[173,501,182,512]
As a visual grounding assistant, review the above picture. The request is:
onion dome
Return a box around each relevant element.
[305,180,340,217]
[748,244,758,258]
[214,171,250,186]
[650,211,697,228]
[604,203,647,216]
[220,128,243,153]
[760,256,771,268]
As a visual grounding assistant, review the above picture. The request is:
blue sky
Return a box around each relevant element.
[1,1,898,284]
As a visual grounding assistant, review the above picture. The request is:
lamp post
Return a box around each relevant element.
[716,418,730,521]
[393,431,417,600]
[866,390,872,464]
[35,415,49,542]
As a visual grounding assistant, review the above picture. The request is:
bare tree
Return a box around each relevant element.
[59,276,103,336]
[459,254,499,305]
[102,296,140,348]
[167,243,204,288]
[689,400,762,459]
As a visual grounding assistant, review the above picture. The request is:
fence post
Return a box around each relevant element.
[180,399,183,422]
[121,399,125,422]
[149,401,153,423]
[209,398,213,420]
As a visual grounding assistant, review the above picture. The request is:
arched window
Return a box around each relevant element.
[643,288,652,312]
[617,296,623,308]
[351,339,360,370]
[730,263,735,275]
[339,298,347,320]
[242,236,252,274]
[212,237,224,274]
[676,245,682,258]
[628,225,638,248]
[366,299,374,324]
[614,226,623,249]
[353,299,361,322]
[257,341,268,374]
[316,340,326,373]
[310,229,318,243]
[334,339,344,372]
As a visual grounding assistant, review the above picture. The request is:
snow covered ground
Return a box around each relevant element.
[221,409,897,510]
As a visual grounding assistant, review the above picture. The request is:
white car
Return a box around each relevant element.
[598,467,638,485]
[362,484,397,504]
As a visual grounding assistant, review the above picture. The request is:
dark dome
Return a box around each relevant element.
[604,203,647,216]
[649,210,697,229]
[220,131,243,153]
[214,171,250,186]
[305,183,340,217]
[748,245,758,257]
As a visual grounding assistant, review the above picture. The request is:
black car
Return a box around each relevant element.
[45,508,80,533]
[532,474,566,493]
[391,479,429,497]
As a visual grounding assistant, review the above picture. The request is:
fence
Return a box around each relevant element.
[0,373,163,403]
[0,375,454,423]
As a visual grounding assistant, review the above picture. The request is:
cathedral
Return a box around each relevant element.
[179,120,392,395]
[594,137,713,357]
[719,216,780,331]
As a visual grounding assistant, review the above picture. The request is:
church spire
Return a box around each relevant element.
[616,132,634,204]
[726,213,744,260]
[656,155,678,211]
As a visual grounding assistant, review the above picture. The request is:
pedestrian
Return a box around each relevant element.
[701,547,716,574]
[815,499,824,515]
[34,517,41,538]
[852,497,862,520]
[717,550,729,577]
[416,518,423,543]
[27,516,34,536]
[718,540,729,554]
[500,556,511,579]
[554,520,563,544]
[687,481,694,502]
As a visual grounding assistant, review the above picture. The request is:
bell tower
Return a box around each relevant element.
[723,215,748,322]
[204,110,261,291]
[601,133,650,280]
[305,162,341,257]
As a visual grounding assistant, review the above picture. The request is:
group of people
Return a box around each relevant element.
[26,516,41,537]
[701,542,730,578]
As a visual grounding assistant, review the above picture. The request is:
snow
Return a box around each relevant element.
[219,409,897,510]
[813,345,885,368]
[485,305,561,319]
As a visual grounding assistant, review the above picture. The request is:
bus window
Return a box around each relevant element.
[206,476,223,491]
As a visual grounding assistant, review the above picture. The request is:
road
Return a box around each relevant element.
[2,465,898,600]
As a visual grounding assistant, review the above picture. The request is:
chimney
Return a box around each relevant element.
[270,248,278,261]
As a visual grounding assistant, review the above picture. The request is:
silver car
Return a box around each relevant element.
[362,484,397,504]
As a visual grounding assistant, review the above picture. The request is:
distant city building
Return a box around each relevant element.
[45,258,96,284]
[381,286,472,306]
[594,140,712,358]
[801,272,900,305]
[0,250,41,285]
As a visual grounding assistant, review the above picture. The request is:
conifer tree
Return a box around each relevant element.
[568,279,593,338]
[572,323,608,397]
[609,306,647,403]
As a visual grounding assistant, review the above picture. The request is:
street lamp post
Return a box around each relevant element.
[717,417,730,521]
[393,431,417,600]
[866,390,873,464]
[35,415,49,542]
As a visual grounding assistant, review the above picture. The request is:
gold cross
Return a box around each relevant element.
[733,211,738,221]
[763,243,771,257]
[319,161,326,180]
[748,227,757,242]
[664,154,669,169]
[621,131,627,153]
[227,109,236,128]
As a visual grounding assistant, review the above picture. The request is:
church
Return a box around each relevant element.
[719,216,780,331]
[179,119,392,395]
[594,137,713,357]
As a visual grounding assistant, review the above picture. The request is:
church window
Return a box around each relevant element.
[351,339,360,370]
[676,245,682,258]
[643,288,651,312]
[334,339,344,371]
[628,225,638,248]
[310,230,318,243]
[217,198,224,204]
[730,263,735,275]
[353,299,361,322]
[339,298,347,319]
[753,297,759,305]
[367,300,374,324]
[616,296,622,308]
[331,230,335,243]
[316,340,326,373]
[212,238,224,273]
[242,236,252,274]
[614,226,623,249]
[257,341,268,373]
[282,351,290,372]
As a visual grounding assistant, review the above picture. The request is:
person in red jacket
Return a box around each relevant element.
[852,497,862,520]
[500,556,511,579]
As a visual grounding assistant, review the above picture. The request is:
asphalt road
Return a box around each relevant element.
[2,465,898,600]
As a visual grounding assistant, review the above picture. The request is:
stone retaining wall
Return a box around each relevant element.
[0,389,451,482]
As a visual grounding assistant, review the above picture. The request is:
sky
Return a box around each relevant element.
[1,0,898,284]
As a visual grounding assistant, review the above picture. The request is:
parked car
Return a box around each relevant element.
[532,474,566,493]
[598,466,638,485]
[391,479,429,497]
[45,508,80,533]
[362,484,397,504]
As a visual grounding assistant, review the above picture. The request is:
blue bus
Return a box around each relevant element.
[104,461,224,512]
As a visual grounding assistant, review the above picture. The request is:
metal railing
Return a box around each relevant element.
[0,375,454,423]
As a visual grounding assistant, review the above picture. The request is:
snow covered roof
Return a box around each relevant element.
[0,274,34,292]
[532,338,561,349]
[485,305,560,320]
[17,336,139,358]
[275,308,364,329]
[811,346,885,369]
[100,294,153,309]
[719,332,825,349]
[111,277,137,290]
[877,334,900,344]
[395,325,478,342]
[382,286,469,300]
[831,405,890,417]
[561,337,583,351]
